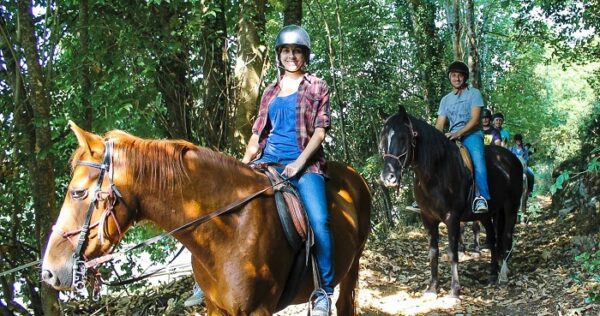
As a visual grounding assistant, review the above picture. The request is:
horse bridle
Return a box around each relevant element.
[383,116,418,172]
[52,140,132,291]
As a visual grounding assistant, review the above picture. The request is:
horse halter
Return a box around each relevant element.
[383,116,418,172]
[53,140,130,291]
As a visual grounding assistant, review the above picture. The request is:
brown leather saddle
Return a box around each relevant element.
[456,141,474,176]
[252,163,313,310]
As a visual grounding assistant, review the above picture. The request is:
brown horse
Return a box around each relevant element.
[41,122,372,315]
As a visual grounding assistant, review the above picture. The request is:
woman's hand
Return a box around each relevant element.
[282,158,306,178]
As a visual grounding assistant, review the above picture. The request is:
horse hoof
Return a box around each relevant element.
[442,295,461,305]
[422,291,437,300]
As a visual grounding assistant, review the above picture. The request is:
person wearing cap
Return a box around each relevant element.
[492,112,510,147]
[435,61,490,214]
[511,134,535,196]
[241,24,333,316]
[481,108,501,146]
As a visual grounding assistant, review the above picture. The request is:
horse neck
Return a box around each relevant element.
[411,120,461,181]
[130,150,266,235]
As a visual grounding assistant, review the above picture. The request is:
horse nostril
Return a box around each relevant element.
[41,269,54,282]
[386,173,397,183]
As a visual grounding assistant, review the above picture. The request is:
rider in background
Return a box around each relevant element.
[492,112,510,147]
[481,108,501,146]
[511,134,535,196]
[435,61,490,214]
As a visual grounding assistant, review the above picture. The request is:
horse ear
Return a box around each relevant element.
[398,105,407,116]
[69,121,104,156]
[377,108,389,121]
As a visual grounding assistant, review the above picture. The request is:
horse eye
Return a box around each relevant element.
[71,189,88,200]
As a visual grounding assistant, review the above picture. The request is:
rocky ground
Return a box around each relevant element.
[63,195,599,315]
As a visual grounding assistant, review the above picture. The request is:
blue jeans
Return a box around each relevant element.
[462,131,491,200]
[253,156,334,295]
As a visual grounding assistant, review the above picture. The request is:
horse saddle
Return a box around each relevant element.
[456,141,474,176]
[253,163,314,310]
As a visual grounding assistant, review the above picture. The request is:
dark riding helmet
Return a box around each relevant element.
[447,61,469,81]
[514,133,523,141]
[275,25,311,66]
[492,112,504,121]
[482,108,492,119]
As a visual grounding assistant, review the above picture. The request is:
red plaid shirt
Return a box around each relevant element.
[251,73,331,174]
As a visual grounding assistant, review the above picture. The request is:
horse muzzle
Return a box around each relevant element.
[41,253,76,291]
[380,171,400,187]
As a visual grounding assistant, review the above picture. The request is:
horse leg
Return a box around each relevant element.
[423,219,440,297]
[446,215,461,298]
[458,222,465,254]
[336,252,362,316]
[471,221,481,253]
[498,208,518,284]
[481,217,494,250]
[488,214,501,284]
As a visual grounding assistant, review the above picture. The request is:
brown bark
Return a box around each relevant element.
[79,0,93,130]
[406,0,445,116]
[232,0,267,152]
[16,0,59,314]
[284,0,302,26]
[153,5,192,141]
[466,0,481,89]
[451,0,463,61]
[200,0,229,150]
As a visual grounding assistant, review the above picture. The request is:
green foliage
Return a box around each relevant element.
[574,250,600,303]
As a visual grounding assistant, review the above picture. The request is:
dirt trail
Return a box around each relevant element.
[63,195,599,315]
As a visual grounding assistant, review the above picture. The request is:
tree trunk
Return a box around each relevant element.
[284,0,302,26]
[406,0,445,117]
[200,0,229,150]
[154,4,192,141]
[310,0,350,162]
[16,0,59,315]
[466,0,481,89]
[232,0,267,152]
[79,0,93,130]
[449,0,463,61]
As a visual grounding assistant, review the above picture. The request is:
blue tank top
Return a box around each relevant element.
[263,92,302,161]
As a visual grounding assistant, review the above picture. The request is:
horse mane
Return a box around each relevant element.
[70,130,249,194]
[405,114,459,182]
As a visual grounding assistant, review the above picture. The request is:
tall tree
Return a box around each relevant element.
[200,0,230,149]
[153,3,193,141]
[447,0,463,61]
[405,0,445,116]
[232,0,267,150]
[284,0,302,26]
[466,0,481,89]
[15,0,59,314]
[79,0,92,130]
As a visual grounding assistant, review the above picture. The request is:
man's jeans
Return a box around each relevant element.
[462,131,491,200]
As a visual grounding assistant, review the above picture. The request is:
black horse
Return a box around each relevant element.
[379,106,523,298]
